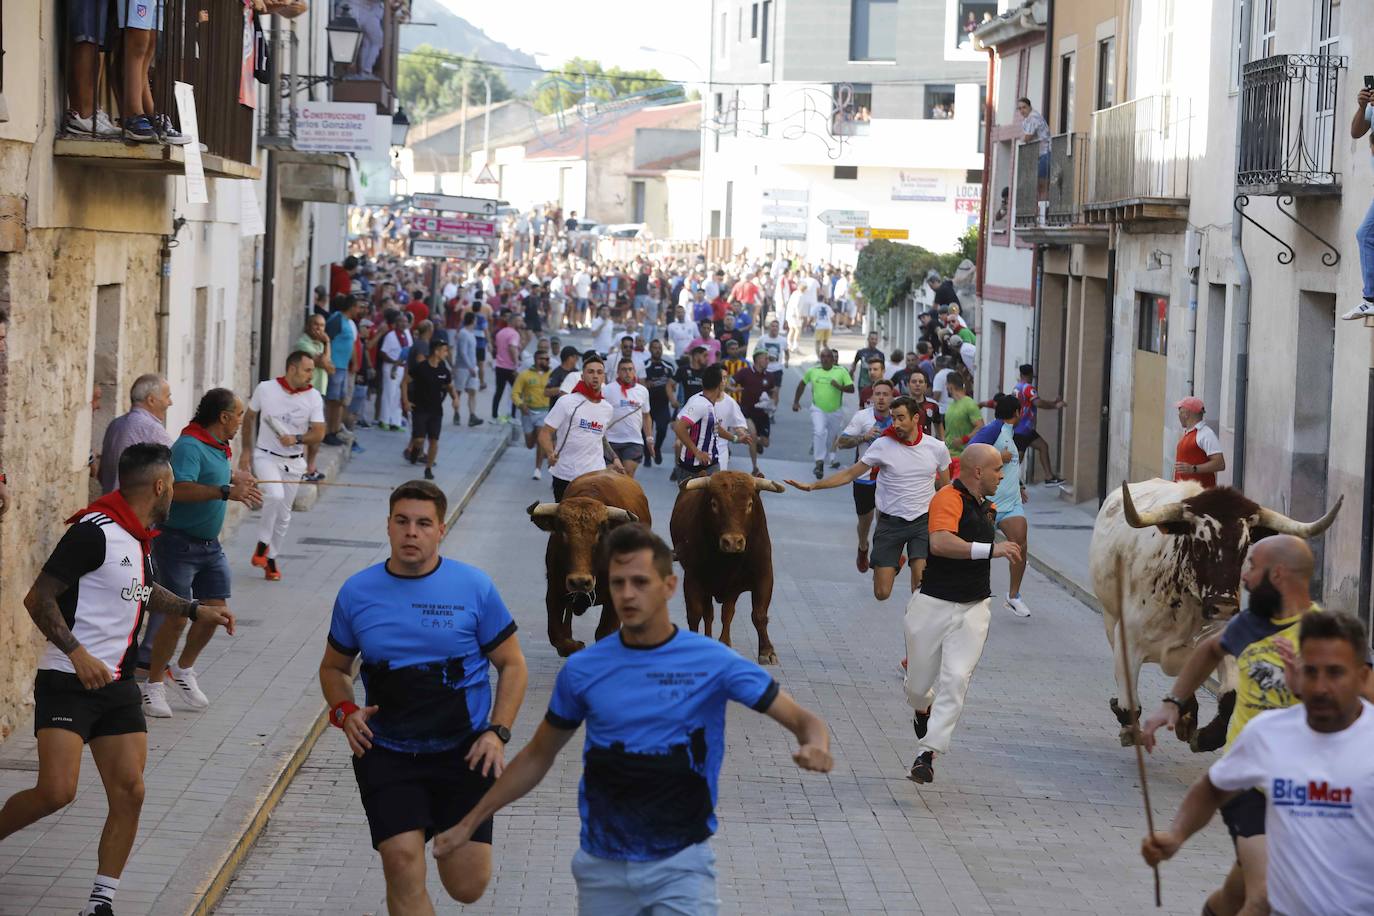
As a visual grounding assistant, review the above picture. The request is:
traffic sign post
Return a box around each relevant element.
[409,238,492,260]
[839,227,910,240]
[407,215,498,238]
[817,209,868,227]
[761,188,809,244]
[409,192,499,216]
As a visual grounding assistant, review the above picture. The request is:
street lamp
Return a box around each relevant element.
[327,5,363,67]
[391,107,411,148]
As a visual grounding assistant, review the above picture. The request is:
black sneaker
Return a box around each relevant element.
[908,751,934,784]
[912,710,929,740]
[123,114,160,144]
[813,461,823,480]
[355,419,372,429]
[423,467,435,480]
[453,412,462,426]
[468,416,484,427]
[322,433,346,447]
[1043,476,1065,486]
[85,903,115,916]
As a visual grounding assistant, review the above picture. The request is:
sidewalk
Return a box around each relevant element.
[0,420,509,916]
[1020,491,1101,612]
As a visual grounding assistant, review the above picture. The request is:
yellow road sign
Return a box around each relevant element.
[839,227,910,240]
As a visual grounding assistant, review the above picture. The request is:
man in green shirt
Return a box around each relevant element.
[293,314,335,481]
[792,347,855,479]
[942,373,983,463]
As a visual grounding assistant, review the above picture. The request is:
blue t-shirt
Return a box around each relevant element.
[328,558,517,754]
[163,435,232,540]
[326,312,357,370]
[545,628,779,862]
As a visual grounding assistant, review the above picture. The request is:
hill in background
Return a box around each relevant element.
[404,0,541,92]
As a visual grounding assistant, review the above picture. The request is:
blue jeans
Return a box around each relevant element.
[138,528,231,667]
[1359,195,1374,300]
[572,842,719,915]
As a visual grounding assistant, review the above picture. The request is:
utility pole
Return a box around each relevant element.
[582,73,592,218]
[458,70,469,195]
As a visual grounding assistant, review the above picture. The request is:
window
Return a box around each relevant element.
[751,3,759,37]
[761,1,772,62]
[1316,0,1341,114]
[632,181,646,223]
[738,7,743,40]
[720,12,727,55]
[833,82,872,135]
[834,165,858,180]
[1255,0,1277,58]
[1095,37,1116,110]
[1137,292,1169,354]
[955,1,997,51]
[1058,52,1075,134]
[924,84,956,119]
[850,0,898,62]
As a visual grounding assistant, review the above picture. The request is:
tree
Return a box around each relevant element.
[396,45,513,124]
[529,58,685,114]
[853,240,944,315]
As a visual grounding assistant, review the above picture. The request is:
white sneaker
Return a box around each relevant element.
[140,681,173,718]
[1340,299,1374,321]
[531,468,542,480]
[1005,594,1032,618]
[168,665,209,709]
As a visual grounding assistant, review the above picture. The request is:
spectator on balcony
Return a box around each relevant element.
[63,2,121,138]
[1344,85,1374,320]
[352,0,386,79]
[116,1,190,145]
[1016,97,1051,189]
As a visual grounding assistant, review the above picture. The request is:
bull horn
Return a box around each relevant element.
[1252,494,1343,539]
[1120,481,1186,529]
[527,502,559,519]
[605,507,639,523]
[752,478,786,493]
[683,477,711,491]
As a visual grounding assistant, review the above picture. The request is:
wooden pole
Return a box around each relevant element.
[1115,555,1162,908]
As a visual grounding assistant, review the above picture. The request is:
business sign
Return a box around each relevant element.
[295,101,388,157]
[891,172,947,202]
[954,183,983,215]
[839,227,910,240]
[826,227,856,243]
[410,192,499,216]
[410,238,492,260]
[407,215,498,238]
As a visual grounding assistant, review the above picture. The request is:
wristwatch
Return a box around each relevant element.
[220,484,232,501]
[485,724,512,744]
[1162,694,1187,710]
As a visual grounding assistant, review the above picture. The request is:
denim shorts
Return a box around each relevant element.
[67,0,108,44]
[572,841,719,915]
[152,527,231,600]
[326,367,350,401]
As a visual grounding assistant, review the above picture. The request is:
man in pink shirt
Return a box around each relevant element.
[688,320,722,364]
[491,313,524,421]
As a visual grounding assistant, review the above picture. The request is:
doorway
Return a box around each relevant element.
[1129,291,1168,482]
[1292,290,1335,593]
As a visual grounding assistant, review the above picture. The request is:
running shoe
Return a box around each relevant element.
[532,468,542,480]
[468,417,484,427]
[856,546,869,573]
[141,681,173,718]
[404,447,418,464]
[87,902,115,916]
[153,113,191,146]
[829,460,841,469]
[912,709,929,739]
[908,751,934,784]
[62,108,121,139]
[322,433,346,447]
[423,467,435,480]
[351,441,365,455]
[167,665,209,709]
[355,419,372,429]
[265,558,282,581]
[1043,476,1065,486]
[122,114,161,144]
[453,412,463,426]
[251,542,269,568]
[813,461,823,480]
[1005,594,1032,618]
[1340,299,1374,321]
[303,470,325,482]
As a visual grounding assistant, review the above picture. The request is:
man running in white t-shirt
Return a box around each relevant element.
[538,354,624,502]
[604,359,653,477]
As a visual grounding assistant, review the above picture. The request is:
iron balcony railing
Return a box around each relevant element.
[260,29,302,145]
[151,0,256,164]
[1238,53,1347,194]
[1089,95,1190,205]
[1013,140,1040,229]
[1015,132,1092,230]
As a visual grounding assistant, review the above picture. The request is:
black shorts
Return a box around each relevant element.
[852,481,876,516]
[610,442,645,464]
[33,670,146,742]
[1013,430,1041,452]
[409,408,443,441]
[475,344,487,363]
[553,475,571,502]
[1221,788,1266,842]
[871,512,929,569]
[351,741,496,850]
[746,411,771,439]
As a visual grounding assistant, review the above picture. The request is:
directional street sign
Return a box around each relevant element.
[839,227,910,240]
[761,188,809,202]
[826,227,856,244]
[410,238,492,260]
[410,192,499,216]
[761,188,809,242]
[760,224,808,241]
[408,215,498,238]
[763,204,808,220]
[817,209,868,227]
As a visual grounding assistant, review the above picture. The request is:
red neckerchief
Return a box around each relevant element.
[882,422,924,446]
[180,422,232,460]
[276,376,313,394]
[573,380,604,402]
[66,491,159,556]
[617,367,637,396]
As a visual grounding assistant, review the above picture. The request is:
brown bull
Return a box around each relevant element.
[669,470,785,665]
[527,470,652,656]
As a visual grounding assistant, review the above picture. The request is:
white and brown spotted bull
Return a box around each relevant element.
[1090,479,1341,749]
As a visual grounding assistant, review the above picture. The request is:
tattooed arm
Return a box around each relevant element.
[24,572,111,689]
[147,583,237,635]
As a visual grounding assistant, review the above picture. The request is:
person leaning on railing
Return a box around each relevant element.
[1344,84,1374,321]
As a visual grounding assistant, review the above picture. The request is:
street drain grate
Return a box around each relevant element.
[298,538,386,548]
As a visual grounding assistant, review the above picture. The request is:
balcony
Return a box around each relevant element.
[1084,95,1190,226]
[328,1,404,113]
[53,0,258,179]
[1237,53,1347,197]
[1013,132,1106,245]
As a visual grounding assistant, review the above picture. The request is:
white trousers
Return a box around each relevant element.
[252,452,305,558]
[380,366,405,427]
[903,592,991,755]
[810,405,844,464]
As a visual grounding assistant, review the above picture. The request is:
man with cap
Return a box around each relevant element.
[1174,396,1225,488]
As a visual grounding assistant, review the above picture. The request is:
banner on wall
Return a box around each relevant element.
[891,172,946,202]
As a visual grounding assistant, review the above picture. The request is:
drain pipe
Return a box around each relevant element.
[1230,0,1253,489]
[259,148,278,382]
[157,235,173,376]
[1362,368,1374,630]
[1097,227,1116,505]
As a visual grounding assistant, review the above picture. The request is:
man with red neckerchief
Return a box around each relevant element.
[538,353,624,502]
[241,351,326,581]
[786,396,951,602]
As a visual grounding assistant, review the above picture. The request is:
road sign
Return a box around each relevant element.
[826,227,856,244]
[408,215,498,238]
[761,188,808,203]
[817,209,868,227]
[762,203,808,220]
[760,223,808,241]
[410,192,499,216]
[473,164,498,185]
[409,238,492,260]
[760,189,808,242]
[839,227,910,240]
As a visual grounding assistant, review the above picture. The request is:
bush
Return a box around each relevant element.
[853,240,943,315]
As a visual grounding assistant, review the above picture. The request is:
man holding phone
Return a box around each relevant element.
[1344,77,1374,320]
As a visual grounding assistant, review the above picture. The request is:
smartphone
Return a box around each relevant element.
[1365,74,1374,90]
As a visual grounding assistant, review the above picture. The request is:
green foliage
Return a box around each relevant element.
[530,58,685,114]
[853,240,941,314]
[397,46,513,124]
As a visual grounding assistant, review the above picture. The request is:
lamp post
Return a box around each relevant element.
[327,5,363,72]
[391,107,411,148]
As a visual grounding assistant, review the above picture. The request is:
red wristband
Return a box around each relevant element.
[330,700,359,728]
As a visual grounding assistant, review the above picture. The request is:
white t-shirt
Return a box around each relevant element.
[607,350,649,381]
[704,279,721,301]
[249,380,325,459]
[833,276,850,301]
[810,301,834,330]
[714,395,746,471]
[605,382,650,445]
[677,392,742,469]
[842,407,892,467]
[757,333,787,362]
[1209,702,1374,916]
[573,270,592,299]
[441,281,459,302]
[667,320,697,357]
[543,391,613,482]
[787,289,807,319]
[591,317,617,354]
[801,276,820,304]
[859,433,951,521]
[931,367,954,406]
[1185,421,1223,456]
[559,371,583,395]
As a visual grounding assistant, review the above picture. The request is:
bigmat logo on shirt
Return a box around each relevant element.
[577,418,604,432]
[1273,778,1355,818]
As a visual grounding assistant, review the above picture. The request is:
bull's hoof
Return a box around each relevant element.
[1118,726,1138,748]
[758,650,779,666]
[1190,690,1236,753]
[556,640,586,657]
[1109,698,1140,728]
[1175,695,1200,744]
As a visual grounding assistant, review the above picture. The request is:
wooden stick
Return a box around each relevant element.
[250,480,398,490]
[1115,555,1162,908]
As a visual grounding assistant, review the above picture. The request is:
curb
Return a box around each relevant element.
[1026,549,1101,614]
[191,433,511,916]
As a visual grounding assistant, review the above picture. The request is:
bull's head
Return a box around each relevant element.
[1120,481,1342,618]
[684,471,785,554]
[527,498,638,598]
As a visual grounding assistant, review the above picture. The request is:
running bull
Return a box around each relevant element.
[1090,479,1341,749]
[670,471,785,665]
[528,470,652,656]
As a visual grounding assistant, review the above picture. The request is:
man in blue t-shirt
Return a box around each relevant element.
[432,524,831,912]
[323,297,365,446]
[320,480,527,909]
[969,394,1032,618]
